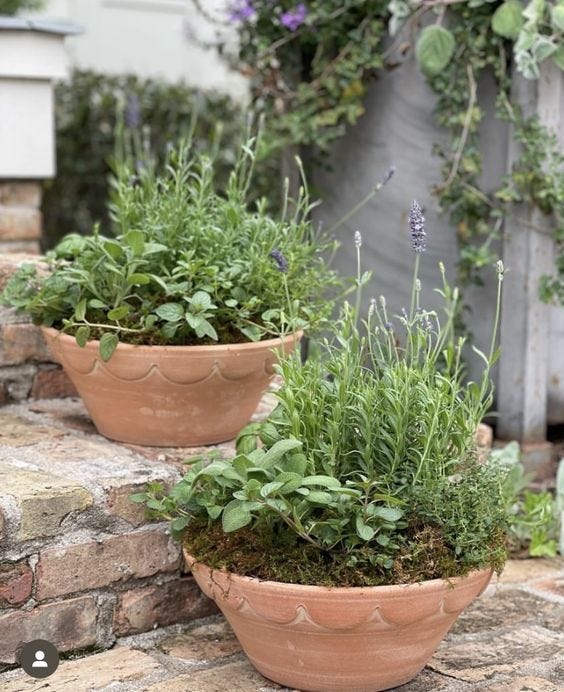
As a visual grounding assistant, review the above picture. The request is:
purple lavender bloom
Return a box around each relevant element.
[280,3,307,31]
[269,249,289,273]
[409,200,426,253]
[228,0,256,23]
[125,94,141,129]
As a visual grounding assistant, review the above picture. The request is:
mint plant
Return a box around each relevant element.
[493,441,561,558]
[136,204,510,585]
[2,137,340,361]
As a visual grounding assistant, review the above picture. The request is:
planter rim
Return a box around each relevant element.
[0,18,83,35]
[184,550,493,596]
[41,325,302,355]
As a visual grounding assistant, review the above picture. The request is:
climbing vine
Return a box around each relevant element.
[203,0,564,301]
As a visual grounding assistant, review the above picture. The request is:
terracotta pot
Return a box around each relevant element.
[41,327,300,447]
[185,550,492,692]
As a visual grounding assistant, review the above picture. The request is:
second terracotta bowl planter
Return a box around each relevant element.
[41,327,301,447]
[185,551,492,692]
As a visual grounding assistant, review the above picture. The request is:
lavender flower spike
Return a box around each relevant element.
[281,3,307,31]
[269,249,289,273]
[354,230,362,248]
[409,200,426,253]
[125,93,141,129]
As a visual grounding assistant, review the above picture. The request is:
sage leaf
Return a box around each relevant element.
[99,332,119,362]
[107,305,130,321]
[222,500,252,532]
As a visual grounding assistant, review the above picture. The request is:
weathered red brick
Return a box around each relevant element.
[113,577,216,636]
[0,207,41,241]
[0,253,44,290]
[0,595,97,664]
[0,561,33,607]
[36,528,181,600]
[0,183,41,208]
[31,366,77,399]
[0,240,40,255]
[106,483,158,527]
[0,323,51,365]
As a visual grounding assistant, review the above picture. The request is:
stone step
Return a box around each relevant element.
[0,393,276,668]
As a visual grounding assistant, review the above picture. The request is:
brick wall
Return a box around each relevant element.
[0,403,224,668]
[0,253,77,406]
[0,183,42,255]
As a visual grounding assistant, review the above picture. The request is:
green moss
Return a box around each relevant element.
[184,520,506,587]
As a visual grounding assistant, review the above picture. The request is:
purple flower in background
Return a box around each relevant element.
[269,249,289,273]
[125,93,141,129]
[280,3,307,31]
[409,200,426,253]
[228,0,256,23]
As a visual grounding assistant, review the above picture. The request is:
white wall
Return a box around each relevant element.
[25,0,247,98]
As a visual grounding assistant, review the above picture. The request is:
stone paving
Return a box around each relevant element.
[0,557,562,691]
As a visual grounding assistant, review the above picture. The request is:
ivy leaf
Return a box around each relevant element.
[99,332,119,362]
[523,0,545,23]
[492,1,525,39]
[532,36,557,62]
[416,26,455,76]
[222,500,252,532]
[75,325,90,348]
[156,302,184,322]
[551,4,564,31]
[553,45,564,70]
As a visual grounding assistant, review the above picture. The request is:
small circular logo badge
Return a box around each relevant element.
[19,639,59,679]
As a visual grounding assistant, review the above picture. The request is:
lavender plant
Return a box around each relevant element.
[137,203,509,585]
[2,136,340,360]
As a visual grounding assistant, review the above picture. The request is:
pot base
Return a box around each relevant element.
[185,552,492,692]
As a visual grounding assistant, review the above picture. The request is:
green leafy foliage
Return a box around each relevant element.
[416,26,456,76]
[0,0,45,14]
[491,442,561,557]
[216,1,564,308]
[2,138,341,359]
[492,1,525,39]
[136,256,510,583]
[42,70,279,249]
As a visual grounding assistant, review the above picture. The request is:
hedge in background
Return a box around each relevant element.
[42,70,279,249]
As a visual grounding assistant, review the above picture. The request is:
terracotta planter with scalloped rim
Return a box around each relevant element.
[185,550,492,692]
[41,327,300,447]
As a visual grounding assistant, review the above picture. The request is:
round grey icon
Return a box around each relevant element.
[20,639,59,678]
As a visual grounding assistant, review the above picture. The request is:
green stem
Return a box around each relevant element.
[410,254,421,319]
